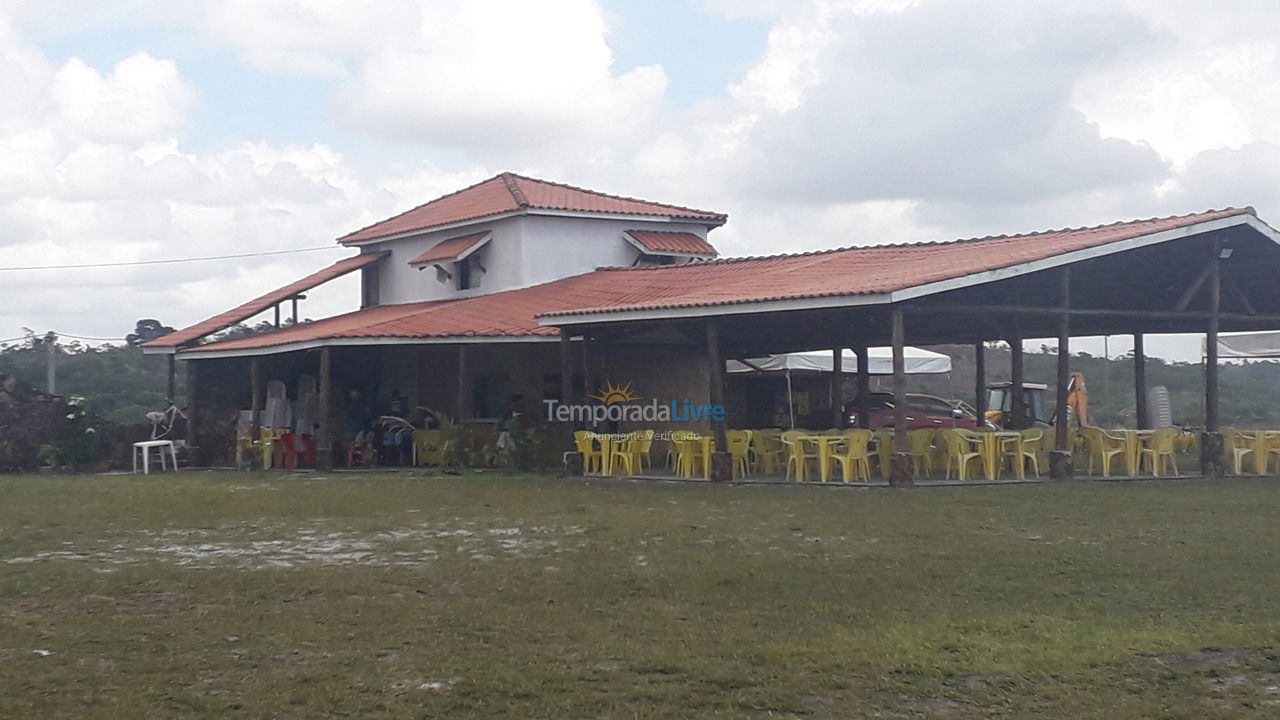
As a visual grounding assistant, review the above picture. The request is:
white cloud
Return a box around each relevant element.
[201,0,422,76]
[0,12,470,340]
[334,0,668,159]
[52,52,191,142]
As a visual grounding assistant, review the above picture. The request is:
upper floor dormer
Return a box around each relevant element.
[337,173,727,307]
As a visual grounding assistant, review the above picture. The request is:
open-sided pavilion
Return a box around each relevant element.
[538,207,1280,483]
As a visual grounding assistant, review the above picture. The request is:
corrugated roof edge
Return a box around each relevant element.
[581,206,1257,273]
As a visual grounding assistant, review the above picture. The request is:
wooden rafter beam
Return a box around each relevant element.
[1174,263,1217,312]
[1221,268,1257,316]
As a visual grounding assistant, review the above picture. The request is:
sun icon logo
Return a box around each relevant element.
[589,379,641,405]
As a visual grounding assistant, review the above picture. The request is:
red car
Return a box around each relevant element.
[845,392,979,430]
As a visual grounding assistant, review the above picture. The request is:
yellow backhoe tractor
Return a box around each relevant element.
[985,372,1088,429]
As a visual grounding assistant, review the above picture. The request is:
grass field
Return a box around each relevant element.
[3,472,1280,718]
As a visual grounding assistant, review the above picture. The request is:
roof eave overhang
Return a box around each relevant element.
[540,213,1268,327]
[339,212,523,247]
[339,208,727,247]
[141,345,178,356]
[526,208,726,227]
[178,334,561,360]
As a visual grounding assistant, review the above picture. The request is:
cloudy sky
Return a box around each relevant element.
[2,0,1277,361]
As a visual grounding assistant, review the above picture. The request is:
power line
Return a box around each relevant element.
[2,331,122,343]
[52,332,123,341]
[0,245,338,272]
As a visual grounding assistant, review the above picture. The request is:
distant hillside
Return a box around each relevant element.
[0,341,173,425]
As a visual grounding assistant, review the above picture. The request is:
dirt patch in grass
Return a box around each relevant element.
[6,520,587,569]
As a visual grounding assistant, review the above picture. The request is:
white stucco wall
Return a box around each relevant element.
[518,215,711,287]
[365,213,715,305]
[371,216,525,305]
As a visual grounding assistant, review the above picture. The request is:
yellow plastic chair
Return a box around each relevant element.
[873,429,896,478]
[782,430,818,482]
[726,430,752,479]
[1264,434,1280,475]
[941,429,983,481]
[608,432,640,476]
[573,431,602,474]
[905,429,935,477]
[1082,427,1126,477]
[1224,427,1254,475]
[1141,427,1180,477]
[1014,428,1044,479]
[749,429,784,474]
[928,429,948,476]
[620,429,655,474]
[673,433,704,478]
[830,429,873,483]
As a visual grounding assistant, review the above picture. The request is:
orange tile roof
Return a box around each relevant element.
[183,208,1256,354]
[407,232,490,267]
[145,251,388,349]
[337,172,727,244]
[625,230,718,257]
[543,207,1258,318]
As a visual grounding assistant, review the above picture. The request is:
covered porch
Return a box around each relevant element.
[547,209,1280,485]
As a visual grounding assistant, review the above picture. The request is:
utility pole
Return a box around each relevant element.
[45,332,57,395]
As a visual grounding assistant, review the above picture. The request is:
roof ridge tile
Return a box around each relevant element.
[335,173,513,244]
[507,172,727,220]
[501,172,530,208]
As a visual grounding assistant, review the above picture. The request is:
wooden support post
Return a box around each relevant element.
[186,360,199,466]
[1133,333,1148,429]
[707,321,731,481]
[291,297,299,324]
[166,354,176,404]
[1010,325,1025,430]
[273,304,281,329]
[456,345,469,422]
[581,335,597,430]
[855,345,871,429]
[1202,241,1225,479]
[249,357,262,442]
[1051,267,1073,479]
[974,342,987,424]
[890,308,913,486]
[315,347,332,470]
[559,331,574,404]
[558,330,583,475]
[1205,257,1221,432]
[830,347,844,428]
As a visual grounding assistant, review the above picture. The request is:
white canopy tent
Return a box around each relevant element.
[1214,331,1280,359]
[726,347,952,375]
[727,347,953,428]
